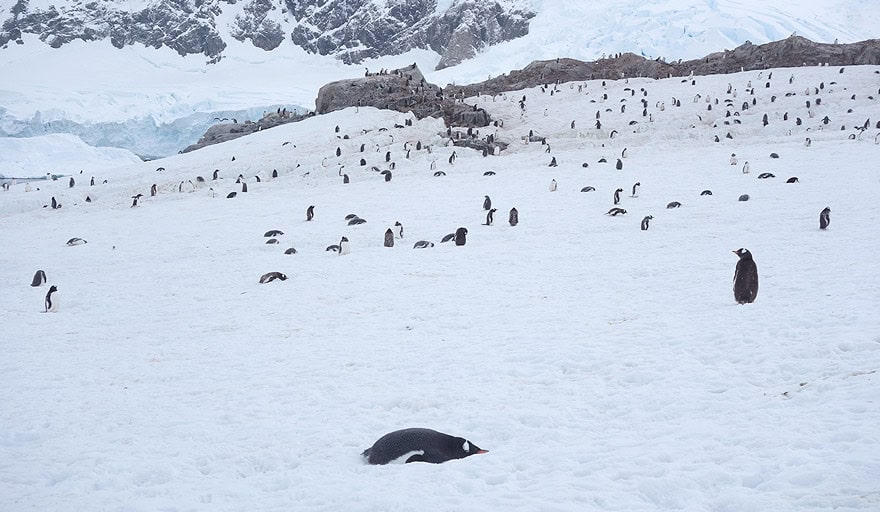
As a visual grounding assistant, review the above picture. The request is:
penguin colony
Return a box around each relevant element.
[9,66,873,347]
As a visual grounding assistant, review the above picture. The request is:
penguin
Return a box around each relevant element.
[483,195,492,211]
[413,240,434,249]
[361,428,487,465]
[819,207,831,230]
[484,208,497,226]
[348,217,367,225]
[264,230,284,237]
[742,162,750,174]
[131,194,141,208]
[631,182,640,197]
[395,221,404,239]
[259,272,288,283]
[51,196,60,209]
[549,179,557,192]
[339,236,350,255]
[732,248,759,304]
[66,237,87,246]
[786,177,799,183]
[605,207,627,216]
[700,189,712,196]
[613,188,623,205]
[738,194,750,202]
[69,177,75,188]
[44,285,59,312]
[440,233,456,243]
[284,248,297,255]
[226,192,237,199]
[549,157,557,167]
[757,173,775,179]
[265,238,279,245]
[213,169,220,180]
[666,201,682,209]
[483,171,495,176]
[509,207,519,226]
[306,205,315,221]
[343,174,350,184]
[31,269,47,287]
[381,170,392,182]
[90,176,95,186]
[730,153,738,166]
[640,215,653,230]
[326,245,340,252]
[384,229,394,247]
[805,137,811,147]
[150,184,158,197]
[580,186,596,192]
[616,159,623,170]
[454,227,468,246]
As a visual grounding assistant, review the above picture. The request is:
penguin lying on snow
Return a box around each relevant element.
[259,272,287,284]
[362,428,487,465]
[66,237,87,246]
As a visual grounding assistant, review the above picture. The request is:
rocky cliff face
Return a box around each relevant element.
[0,0,535,68]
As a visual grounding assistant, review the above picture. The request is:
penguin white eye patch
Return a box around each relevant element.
[462,441,470,452]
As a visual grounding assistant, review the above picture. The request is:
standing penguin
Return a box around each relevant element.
[640,215,653,231]
[306,205,315,221]
[613,188,623,205]
[509,207,519,226]
[150,184,158,197]
[69,177,75,188]
[484,208,497,226]
[454,227,468,246]
[549,179,557,192]
[395,221,404,239]
[44,285,59,312]
[819,207,831,230]
[616,159,624,170]
[483,195,492,211]
[732,248,759,304]
[631,182,640,197]
[361,428,487,465]
[31,269,47,287]
[384,229,395,247]
[339,236,350,255]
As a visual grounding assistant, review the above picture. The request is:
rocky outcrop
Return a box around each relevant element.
[315,64,491,128]
[180,109,310,153]
[451,37,880,98]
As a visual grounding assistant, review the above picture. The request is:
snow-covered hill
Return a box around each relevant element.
[1,0,879,158]
[2,64,879,511]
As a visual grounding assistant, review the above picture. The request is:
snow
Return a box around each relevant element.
[1,64,879,511]
[0,133,142,177]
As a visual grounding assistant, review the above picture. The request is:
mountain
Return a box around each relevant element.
[0,0,535,68]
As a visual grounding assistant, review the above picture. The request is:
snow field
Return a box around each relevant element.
[1,65,879,511]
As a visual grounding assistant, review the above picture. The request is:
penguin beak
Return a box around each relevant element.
[476,450,489,454]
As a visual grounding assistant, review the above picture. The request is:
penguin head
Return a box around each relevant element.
[455,437,489,459]
[48,285,57,293]
[733,248,752,259]
[341,236,349,242]
[395,221,402,227]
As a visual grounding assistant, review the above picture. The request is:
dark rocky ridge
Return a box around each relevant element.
[0,0,534,68]
[449,36,880,98]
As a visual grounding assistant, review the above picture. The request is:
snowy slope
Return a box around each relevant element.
[1,65,879,511]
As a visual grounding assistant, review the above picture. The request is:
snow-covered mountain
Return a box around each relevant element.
[0,0,878,159]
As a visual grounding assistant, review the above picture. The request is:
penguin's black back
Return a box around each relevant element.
[733,250,759,304]
[362,428,484,465]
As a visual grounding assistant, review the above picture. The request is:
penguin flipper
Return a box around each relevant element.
[361,448,371,460]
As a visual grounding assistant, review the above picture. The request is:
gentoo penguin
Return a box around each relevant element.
[613,188,623,205]
[616,159,623,170]
[666,201,682,209]
[742,162,750,174]
[361,428,487,465]
[44,285,59,312]
[348,217,366,225]
[31,269,47,287]
[701,190,713,196]
[757,173,775,179]
[51,196,60,209]
[483,195,492,211]
[395,221,404,239]
[241,182,248,193]
[605,207,627,216]
[343,174,350,184]
[509,207,519,226]
[284,248,297,255]
[226,192,237,199]
[484,208,497,226]
[549,156,557,167]
[730,153,738,166]
[384,229,395,247]
[549,179,557,192]
[805,137,812,147]
[413,240,434,249]
[580,186,596,192]
[732,248,759,304]
[819,207,831,230]
[631,182,640,197]
[326,244,341,252]
[69,177,75,188]
[738,194,750,202]
[66,237,87,246]
[150,184,157,197]
[381,170,392,182]
[306,205,315,221]
[213,169,220,180]
[131,194,141,208]
[786,177,799,183]
[259,272,288,284]
[640,215,653,230]
[454,227,468,246]
[339,236,350,255]
[264,230,284,237]
[440,233,456,243]
[90,176,95,186]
